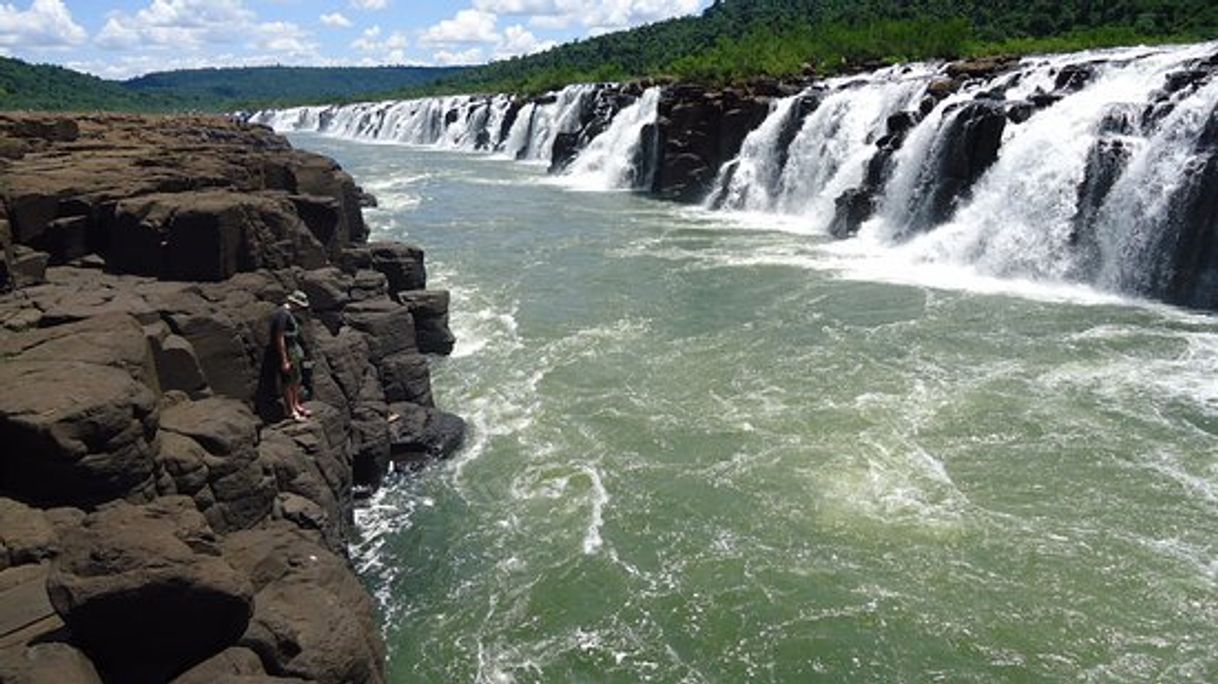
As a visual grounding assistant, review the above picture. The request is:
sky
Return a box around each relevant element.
[0,0,713,80]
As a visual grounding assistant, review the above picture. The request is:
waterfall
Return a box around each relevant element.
[561,87,662,191]
[884,43,1218,303]
[697,41,1218,306]
[249,40,1218,307]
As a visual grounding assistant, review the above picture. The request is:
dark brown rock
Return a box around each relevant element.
[0,499,58,571]
[47,497,254,683]
[0,643,103,684]
[169,647,265,684]
[222,523,386,684]
[0,361,158,508]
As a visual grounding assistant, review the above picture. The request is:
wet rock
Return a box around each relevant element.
[652,89,770,202]
[945,55,1019,81]
[1097,103,1142,136]
[926,78,959,100]
[389,402,466,466]
[1006,101,1036,124]
[916,100,1007,229]
[828,188,876,240]
[1164,69,1209,93]
[47,497,254,683]
[1070,138,1134,277]
[1054,64,1094,92]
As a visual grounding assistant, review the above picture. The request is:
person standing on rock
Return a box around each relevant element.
[272,290,311,422]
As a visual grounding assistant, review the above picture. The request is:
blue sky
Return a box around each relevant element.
[0,0,713,80]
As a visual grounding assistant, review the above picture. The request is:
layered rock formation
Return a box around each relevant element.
[0,114,465,683]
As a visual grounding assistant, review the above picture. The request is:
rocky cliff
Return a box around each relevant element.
[0,114,464,683]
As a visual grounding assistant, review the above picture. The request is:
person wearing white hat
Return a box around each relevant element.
[271,290,311,421]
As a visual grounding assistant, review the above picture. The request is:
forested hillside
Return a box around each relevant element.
[125,65,468,109]
[0,57,190,112]
[0,60,464,112]
[414,0,1218,93]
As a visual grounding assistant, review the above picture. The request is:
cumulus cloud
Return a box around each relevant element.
[320,12,353,29]
[94,0,318,60]
[495,24,555,59]
[418,9,499,47]
[433,47,485,66]
[349,0,388,10]
[474,0,702,32]
[350,25,409,63]
[0,0,86,49]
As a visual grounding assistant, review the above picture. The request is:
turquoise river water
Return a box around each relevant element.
[292,133,1218,683]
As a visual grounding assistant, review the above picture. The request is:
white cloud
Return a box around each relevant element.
[350,24,408,64]
[433,47,485,66]
[418,9,499,47]
[474,0,701,33]
[0,0,86,49]
[319,12,353,29]
[349,0,388,10]
[94,0,319,60]
[495,24,555,59]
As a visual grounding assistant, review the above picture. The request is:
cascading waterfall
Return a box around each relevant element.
[881,43,1218,302]
[251,41,1218,307]
[704,42,1218,306]
[708,65,933,229]
[251,83,608,162]
[561,87,662,191]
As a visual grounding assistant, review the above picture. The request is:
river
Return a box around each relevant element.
[290,131,1218,682]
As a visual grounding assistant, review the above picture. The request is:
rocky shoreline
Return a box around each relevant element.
[0,114,464,683]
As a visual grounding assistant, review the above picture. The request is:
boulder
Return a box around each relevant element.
[257,413,350,551]
[368,242,426,294]
[147,323,209,397]
[0,361,158,508]
[0,643,103,684]
[170,647,265,684]
[159,399,275,533]
[0,499,58,571]
[389,402,466,465]
[222,524,386,684]
[47,497,254,683]
[10,247,48,288]
[828,188,876,240]
[398,290,455,355]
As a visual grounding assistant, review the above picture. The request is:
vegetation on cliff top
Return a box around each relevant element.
[408,0,1218,95]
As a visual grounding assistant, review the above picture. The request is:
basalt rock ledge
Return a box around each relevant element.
[0,113,465,683]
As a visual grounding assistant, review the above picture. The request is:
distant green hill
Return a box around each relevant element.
[410,0,1218,94]
[124,65,469,110]
[0,57,190,112]
[0,59,467,113]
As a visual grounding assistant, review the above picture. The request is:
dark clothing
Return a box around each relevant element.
[271,307,304,386]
